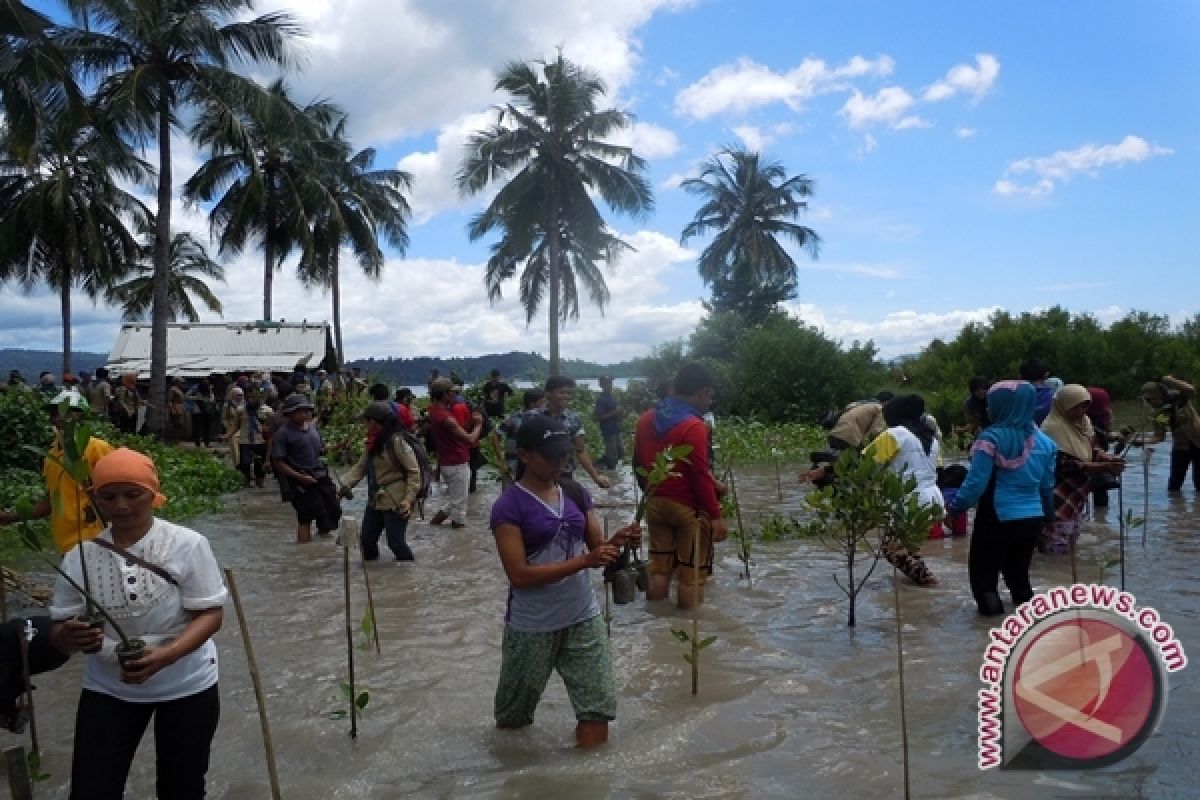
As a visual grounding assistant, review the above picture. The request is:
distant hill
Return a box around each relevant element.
[0,349,108,379]
[0,348,639,385]
[348,351,641,385]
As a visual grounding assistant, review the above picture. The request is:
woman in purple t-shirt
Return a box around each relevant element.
[489,415,639,748]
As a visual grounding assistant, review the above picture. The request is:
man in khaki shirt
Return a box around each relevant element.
[827,392,894,451]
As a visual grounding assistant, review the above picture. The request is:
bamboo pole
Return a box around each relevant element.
[602,517,612,637]
[223,568,283,800]
[1117,477,1126,591]
[1141,413,1150,548]
[343,542,357,740]
[726,465,751,584]
[893,566,911,800]
[690,527,700,696]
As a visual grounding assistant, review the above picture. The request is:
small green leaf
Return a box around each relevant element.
[697,635,718,649]
[328,710,348,720]
[682,653,694,665]
[670,628,690,643]
[355,691,370,710]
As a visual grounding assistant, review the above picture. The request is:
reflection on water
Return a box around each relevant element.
[21,448,1200,799]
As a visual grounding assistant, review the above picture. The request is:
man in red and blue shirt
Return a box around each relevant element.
[633,363,727,610]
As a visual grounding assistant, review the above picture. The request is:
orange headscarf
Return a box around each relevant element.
[91,447,167,508]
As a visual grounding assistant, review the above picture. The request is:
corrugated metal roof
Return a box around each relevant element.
[105,322,337,378]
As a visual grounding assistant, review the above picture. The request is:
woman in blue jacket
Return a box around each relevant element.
[947,381,1057,617]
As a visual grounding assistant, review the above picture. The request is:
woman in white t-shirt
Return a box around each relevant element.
[865,394,943,586]
[50,448,227,799]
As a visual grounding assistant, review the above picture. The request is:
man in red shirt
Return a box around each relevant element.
[428,378,481,527]
[633,363,726,610]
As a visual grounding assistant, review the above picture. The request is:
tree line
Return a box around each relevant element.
[3,2,825,438]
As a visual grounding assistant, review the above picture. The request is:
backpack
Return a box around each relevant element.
[384,431,433,502]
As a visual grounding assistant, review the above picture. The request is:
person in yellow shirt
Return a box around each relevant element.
[0,390,114,553]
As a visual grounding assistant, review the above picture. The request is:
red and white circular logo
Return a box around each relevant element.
[1013,617,1161,763]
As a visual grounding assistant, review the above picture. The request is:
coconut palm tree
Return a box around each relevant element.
[106,227,224,322]
[0,111,151,375]
[184,77,336,322]
[1,0,85,166]
[681,146,821,324]
[56,0,301,435]
[457,52,654,375]
[298,114,412,366]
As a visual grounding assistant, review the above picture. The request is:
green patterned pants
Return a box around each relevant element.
[494,614,616,727]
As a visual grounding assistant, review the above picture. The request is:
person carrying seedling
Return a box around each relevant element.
[1143,375,1200,493]
[48,447,227,799]
[633,362,727,610]
[0,389,114,554]
[272,393,342,542]
[489,415,640,748]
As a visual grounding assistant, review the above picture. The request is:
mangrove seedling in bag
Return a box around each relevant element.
[800,449,936,627]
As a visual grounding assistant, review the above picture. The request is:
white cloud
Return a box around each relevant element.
[674,55,894,119]
[993,134,1173,197]
[613,121,682,159]
[955,126,977,139]
[798,262,903,279]
[923,54,1000,103]
[785,303,1002,357]
[730,122,794,152]
[256,0,691,145]
[895,115,931,130]
[840,86,917,129]
[396,111,496,224]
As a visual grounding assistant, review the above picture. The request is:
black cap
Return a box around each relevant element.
[516,415,575,458]
[363,402,394,424]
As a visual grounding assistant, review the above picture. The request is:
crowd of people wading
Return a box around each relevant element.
[0,355,1197,790]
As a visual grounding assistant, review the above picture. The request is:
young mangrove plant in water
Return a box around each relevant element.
[720,461,752,583]
[799,449,936,628]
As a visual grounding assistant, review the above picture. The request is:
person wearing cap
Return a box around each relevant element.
[592,375,623,469]
[1143,374,1200,492]
[272,393,342,542]
[0,390,114,554]
[633,363,727,610]
[490,415,640,748]
[48,447,227,799]
[427,377,482,527]
[338,402,422,561]
[541,376,611,489]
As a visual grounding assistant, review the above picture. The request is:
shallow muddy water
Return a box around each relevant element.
[13,447,1200,799]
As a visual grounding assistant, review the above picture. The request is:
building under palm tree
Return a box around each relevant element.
[104,320,337,379]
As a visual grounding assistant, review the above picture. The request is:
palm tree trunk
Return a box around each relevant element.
[546,202,561,376]
[148,98,172,438]
[263,178,275,321]
[60,265,72,378]
[331,247,344,367]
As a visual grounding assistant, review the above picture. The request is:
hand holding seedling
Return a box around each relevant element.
[609,521,642,549]
[585,541,620,568]
[55,618,104,653]
[119,646,174,684]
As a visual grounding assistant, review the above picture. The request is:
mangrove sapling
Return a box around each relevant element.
[801,449,935,628]
[11,499,140,658]
[482,431,514,488]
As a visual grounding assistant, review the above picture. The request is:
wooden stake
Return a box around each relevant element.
[3,746,32,800]
[1117,477,1126,591]
[893,566,911,800]
[602,517,612,637]
[691,527,700,696]
[223,569,283,800]
[343,542,357,739]
[727,465,751,584]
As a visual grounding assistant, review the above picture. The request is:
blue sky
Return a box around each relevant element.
[4,0,1196,363]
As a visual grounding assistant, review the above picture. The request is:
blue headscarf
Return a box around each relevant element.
[971,380,1037,468]
[654,396,702,437]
